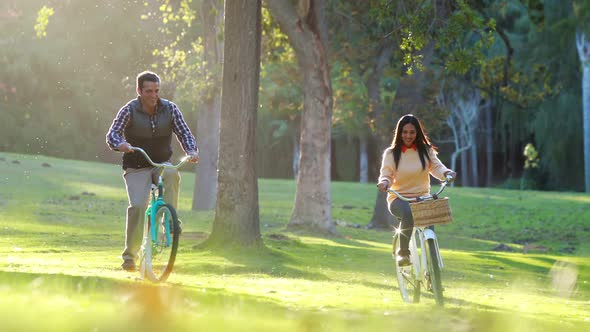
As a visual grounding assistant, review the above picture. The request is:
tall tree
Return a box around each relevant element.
[143,0,221,209]
[364,0,455,229]
[437,84,481,185]
[472,0,553,186]
[327,1,397,186]
[192,0,224,210]
[573,0,590,192]
[576,32,590,192]
[266,0,336,234]
[258,14,303,179]
[205,0,263,247]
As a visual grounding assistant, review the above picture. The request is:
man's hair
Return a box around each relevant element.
[136,71,160,91]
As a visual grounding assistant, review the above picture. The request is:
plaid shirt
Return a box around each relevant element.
[106,100,197,154]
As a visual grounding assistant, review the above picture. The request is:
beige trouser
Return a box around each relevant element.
[121,166,180,262]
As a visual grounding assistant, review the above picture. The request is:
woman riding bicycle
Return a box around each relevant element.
[377,114,456,266]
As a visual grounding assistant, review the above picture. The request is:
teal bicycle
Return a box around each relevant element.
[132,147,187,282]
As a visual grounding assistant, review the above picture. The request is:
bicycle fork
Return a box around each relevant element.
[422,228,444,270]
[148,184,172,248]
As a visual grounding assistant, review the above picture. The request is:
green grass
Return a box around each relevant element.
[0,152,589,332]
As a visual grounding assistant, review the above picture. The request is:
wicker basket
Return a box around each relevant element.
[409,197,453,227]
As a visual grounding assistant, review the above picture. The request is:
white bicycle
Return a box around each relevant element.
[388,176,452,306]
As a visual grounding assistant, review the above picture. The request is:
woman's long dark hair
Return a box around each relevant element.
[390,114,437,170]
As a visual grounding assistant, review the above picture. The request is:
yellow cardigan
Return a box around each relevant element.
[378,147,450,204]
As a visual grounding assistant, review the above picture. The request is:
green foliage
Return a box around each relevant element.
[0,0,588,187]
[532,93,584,190]
[34,5,54,38]
[331,61,369,137]
[435,0,496,75]
[478,57,555,108]
[521,143,544,190]
[1,0,161,161]
[257,6,301,165]
[573,0,590,32]
[523,143,539,170]
[146,0,204,89]
[373,0,496,76]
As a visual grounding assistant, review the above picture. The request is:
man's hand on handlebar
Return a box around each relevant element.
[118,142,134,153]
[186,150,199,163]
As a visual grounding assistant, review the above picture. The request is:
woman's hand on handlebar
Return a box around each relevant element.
[445,170,457,183]
[376,180,389,192]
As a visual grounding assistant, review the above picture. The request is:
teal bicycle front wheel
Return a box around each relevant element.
[142,204,180,282]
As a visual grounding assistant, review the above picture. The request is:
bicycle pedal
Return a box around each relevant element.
[398,265,413,272]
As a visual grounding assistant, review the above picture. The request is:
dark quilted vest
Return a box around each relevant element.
[122,98,174,169]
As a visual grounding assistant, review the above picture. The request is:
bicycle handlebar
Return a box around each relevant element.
[385,175,453,202]
[130,147,189,169]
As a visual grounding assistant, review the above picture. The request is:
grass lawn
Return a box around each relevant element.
[0,152,589,331]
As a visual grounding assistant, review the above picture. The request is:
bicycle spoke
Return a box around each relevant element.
[393,235,421,303]
[426,239,444,306]
[141,204,180,282]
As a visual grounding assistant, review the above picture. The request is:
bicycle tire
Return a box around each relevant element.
[142,204,180,282]
[425,238,444,306]
[393,234,421,303]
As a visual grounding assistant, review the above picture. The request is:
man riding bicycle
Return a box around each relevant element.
[106,71,199,272]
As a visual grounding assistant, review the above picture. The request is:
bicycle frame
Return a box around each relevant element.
[131,147,188,247]
[146,177,172,246]
[405,228,444,281]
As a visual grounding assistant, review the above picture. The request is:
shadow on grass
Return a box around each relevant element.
[185,238,330,281]
[472,252,556,273]
[197,232,390,277]
[0,270,300,314]
[0,228,119,249]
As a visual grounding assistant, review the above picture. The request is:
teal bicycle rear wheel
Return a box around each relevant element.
[142,204,180,282]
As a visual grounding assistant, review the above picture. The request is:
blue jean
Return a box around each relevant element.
[388,199,414,256]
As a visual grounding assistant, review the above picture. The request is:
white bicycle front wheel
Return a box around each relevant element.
[393,232,421,303]
[425,238,444,306]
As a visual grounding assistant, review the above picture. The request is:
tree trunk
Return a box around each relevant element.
[485,100,494,186]
[359,134,368,183]
[291,125,300,179]
[206,0,262,247]
[368,191,393,230]
[470,135,479,187]
[576,32,590,192]
[331,139,340,181]
[192,0,223,210]
[461,135,469,186]
[266,0,335,234]
[365,41,395,229]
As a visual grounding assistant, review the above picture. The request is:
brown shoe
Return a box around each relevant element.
[396,254,411,266]
[121,259,137,272]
